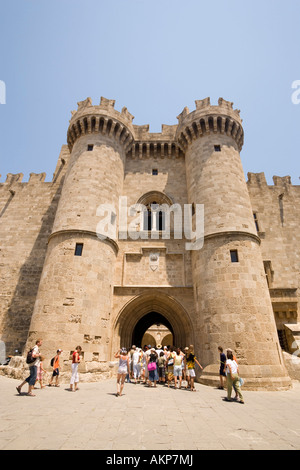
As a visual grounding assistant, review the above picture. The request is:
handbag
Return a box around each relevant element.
[148,362,156,371]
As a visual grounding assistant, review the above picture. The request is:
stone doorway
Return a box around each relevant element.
[113,291,193,354]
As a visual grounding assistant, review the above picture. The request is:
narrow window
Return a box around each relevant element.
[152,169,158,175]
[87,144,94,151]
[230,250,239,263]
[75,243,83,256]
[143,209,152,230]
[214,145,221,152]
[253,212,259,231]
[157,211,165,231]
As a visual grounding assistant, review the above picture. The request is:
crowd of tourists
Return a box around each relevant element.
[115,344,244,403]
[115,344,203,397]
[15,340,244,404]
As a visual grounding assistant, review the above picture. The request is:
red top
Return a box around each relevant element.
[72,351,79,363]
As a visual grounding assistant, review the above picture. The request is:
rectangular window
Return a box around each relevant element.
[214,145,221,152]
[87,144,94,151]
[74,243,83,256]
[152,169,158,175]
[230,250,239,263]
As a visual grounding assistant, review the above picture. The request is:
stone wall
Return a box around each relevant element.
[0,146,70,355]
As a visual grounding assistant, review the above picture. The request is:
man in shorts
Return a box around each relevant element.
[49,349,62,387]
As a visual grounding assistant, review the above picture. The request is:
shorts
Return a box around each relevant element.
[158,366,165,378]
[186,368,196,377]
[52,368,59,377]
[173,365,182,377]
[219,368,226,377]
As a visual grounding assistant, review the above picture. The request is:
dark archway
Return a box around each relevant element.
[132,311,174,347]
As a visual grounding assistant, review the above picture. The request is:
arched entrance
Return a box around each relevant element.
[133,311,173,347]
[113,291,194,354]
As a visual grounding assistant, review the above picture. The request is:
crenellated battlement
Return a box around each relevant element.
[127,124,183,160]
[67,96,135,152]
[175,97,244,151]
[67,96,245,158]
[247,172,299,188]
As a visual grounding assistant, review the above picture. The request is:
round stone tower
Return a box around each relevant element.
[26,97,134,367]
[176,97,291,390]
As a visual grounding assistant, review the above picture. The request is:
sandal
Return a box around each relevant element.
[27,392,36,396]
[16,386,21,395]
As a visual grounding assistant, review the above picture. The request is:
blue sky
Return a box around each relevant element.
[0,0,299,184]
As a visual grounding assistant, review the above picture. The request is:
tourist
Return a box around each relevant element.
[218,346,226,390]
[139,347,146,383]
[173,348,183,389]
[140,346,148,383]
[49,349,62,387]
[129,345,136,380]
[16,339,43,397]
[224,349,244,404]
[166,346,175,388]
[157,351,166,384]
[35,355,47,389]
[132,347,142,383]
[156,343,163,357]
[147,348,158,387]
[185,345,203,391]
[182,347,189,386]
[115,348,130,396]
[144,345,151,385]
[227,348,239,400]
[69,346,82,392]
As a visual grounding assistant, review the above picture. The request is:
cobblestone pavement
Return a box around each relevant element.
[0,374,300,451]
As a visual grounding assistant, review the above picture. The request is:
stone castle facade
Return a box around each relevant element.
[0,96,299,389]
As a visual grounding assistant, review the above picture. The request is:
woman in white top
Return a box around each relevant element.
[115,348,130,397]
[132,347,142,383]
[225,350,244,404]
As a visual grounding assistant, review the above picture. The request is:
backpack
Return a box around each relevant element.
[26,349,36,364]
[50,357,55,367]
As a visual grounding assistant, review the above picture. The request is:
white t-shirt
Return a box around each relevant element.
[132,350,140,365]
[225,359,238,375]
[31,345,40,367]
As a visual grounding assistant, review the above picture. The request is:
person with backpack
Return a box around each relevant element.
[48,349,62,387]
[16,339,43,396]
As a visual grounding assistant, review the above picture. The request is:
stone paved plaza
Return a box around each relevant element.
[0,374,300,451]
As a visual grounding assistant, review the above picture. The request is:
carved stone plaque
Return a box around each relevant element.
[149,252,159,271]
